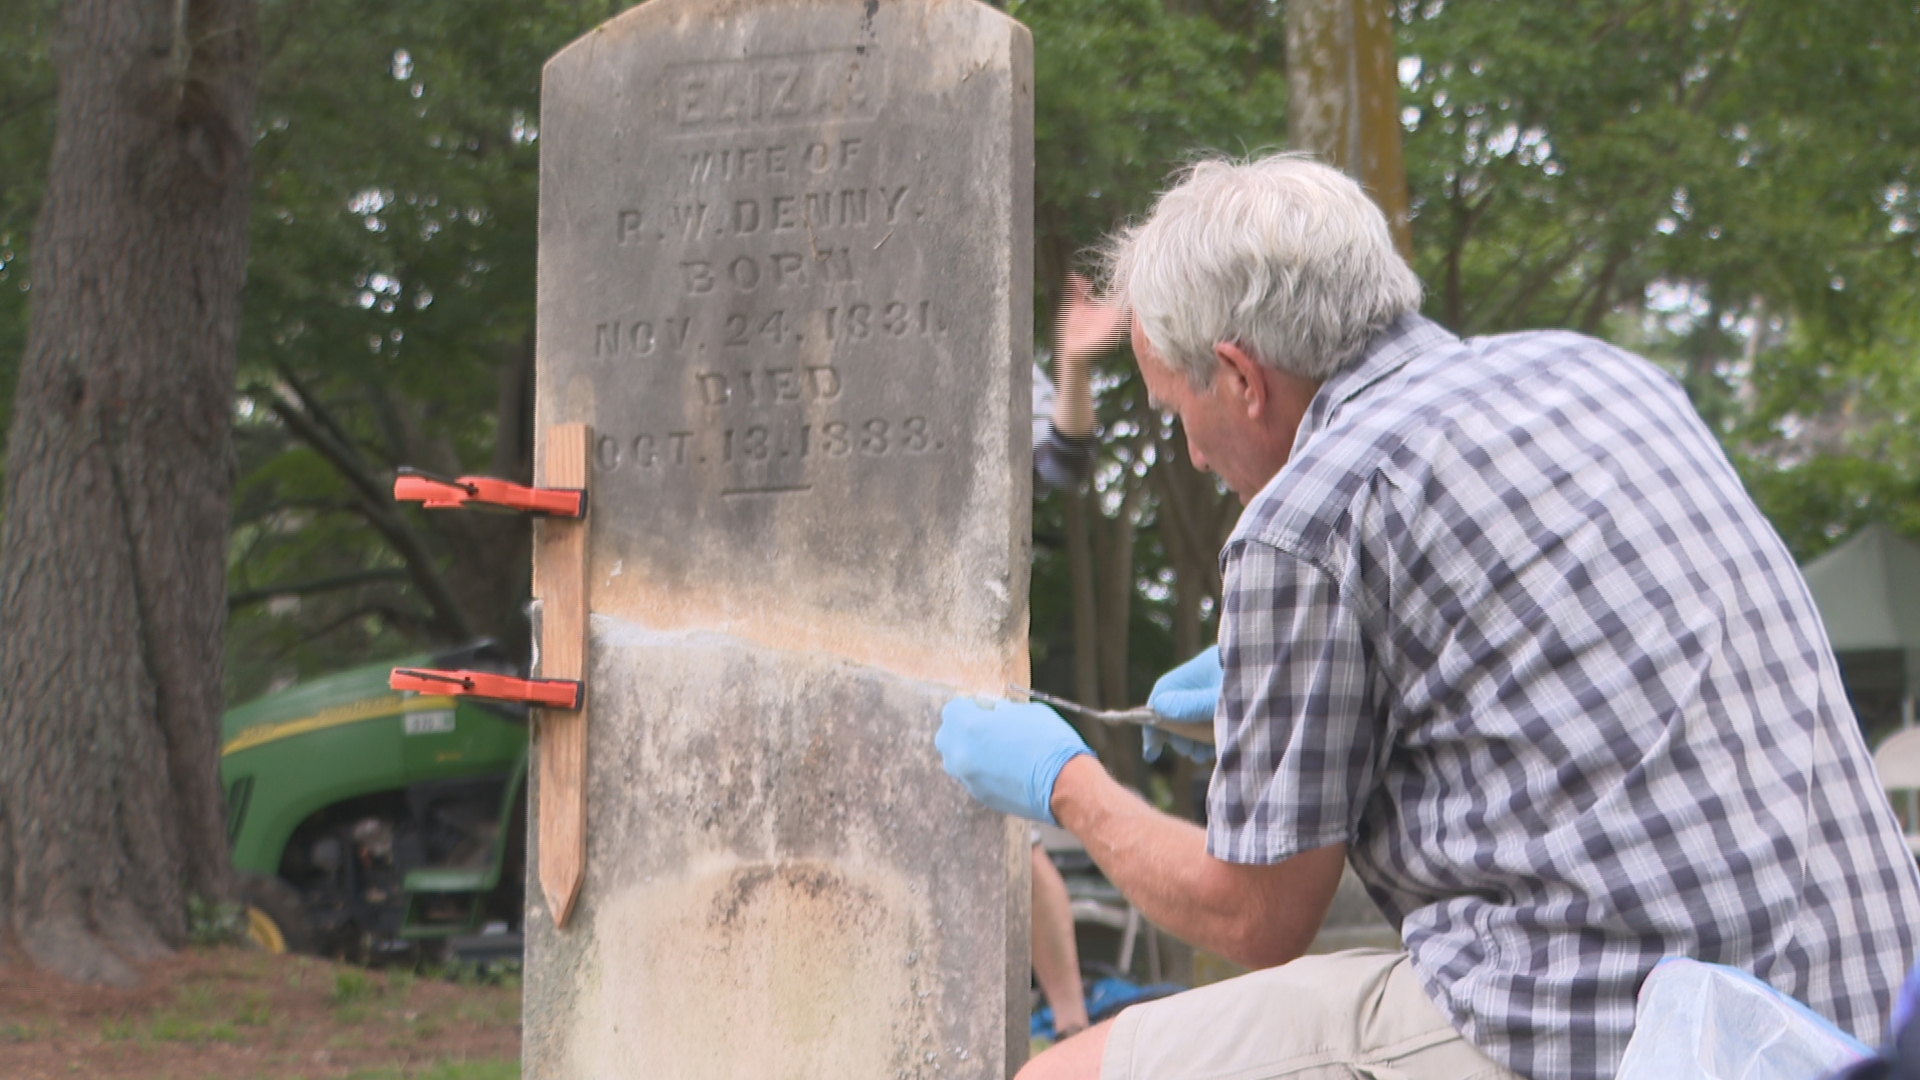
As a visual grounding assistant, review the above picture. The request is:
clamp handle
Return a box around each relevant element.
[393,467,586,519]
[390,667,584,711]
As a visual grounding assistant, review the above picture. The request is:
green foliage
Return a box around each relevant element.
[1398,0,1920,337]
[1024,0,1288,280]
[1017,0,1920,725]
[1022,0,1285,712]
[244,0,550,416]
[187,893,249,947]
[427,956,523,988]
[228,0,634,698]
[1393,0,1920,560]
[216,0,1289,704]
[0,0,57,456]
[1731,317,1920,562]
[3,0,1917,707]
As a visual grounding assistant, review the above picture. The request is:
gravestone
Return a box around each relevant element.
[525,1,1035,1078]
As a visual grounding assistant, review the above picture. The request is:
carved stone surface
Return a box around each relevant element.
[526,1,1034,1076]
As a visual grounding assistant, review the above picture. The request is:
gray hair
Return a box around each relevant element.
[1101,153,1422,386]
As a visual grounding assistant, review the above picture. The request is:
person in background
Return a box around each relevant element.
[1035,273,1110,490]
[1028,271,1131,1041]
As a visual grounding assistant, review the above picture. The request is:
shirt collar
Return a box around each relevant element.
[1289,312,1457,459]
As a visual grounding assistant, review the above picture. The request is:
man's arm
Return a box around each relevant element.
[1051,272,1123,439]
[1034,274,1124,491]
[1049,754,1346,969]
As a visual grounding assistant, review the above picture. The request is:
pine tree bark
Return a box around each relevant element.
[0,0,257,985]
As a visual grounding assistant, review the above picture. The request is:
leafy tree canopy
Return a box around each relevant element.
[226,0,612,698]
[1393,0,1920,561]
[2,0,1916,707]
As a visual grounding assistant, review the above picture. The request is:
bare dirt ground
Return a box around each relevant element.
[0,945,519,1079]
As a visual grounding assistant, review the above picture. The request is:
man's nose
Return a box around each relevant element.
[1185,434,1210,472]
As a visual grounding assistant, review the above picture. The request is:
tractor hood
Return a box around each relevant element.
[221,655,431,752]
[221,641,524,755]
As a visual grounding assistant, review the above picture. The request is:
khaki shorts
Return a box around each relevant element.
[1101,950,1520,1080]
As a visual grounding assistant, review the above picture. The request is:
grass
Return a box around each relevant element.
[0,1020,53,1043]
[236,991,273,1027]
[147,1013,239,1044]
[98,1018,137,1043]
[342,1062,519,1080]
[330,969,376,1008]
[0,946,521,1079]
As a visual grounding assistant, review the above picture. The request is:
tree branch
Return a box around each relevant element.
[0,90,55,132]
[1471,235,1587,333]
[228,567,412,610]
[257,601,431,666]
[272,367,388,497]
[1574,244,1632,334]
[254,383,476,642]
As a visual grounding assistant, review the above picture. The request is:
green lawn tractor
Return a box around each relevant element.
[221,641,529,963]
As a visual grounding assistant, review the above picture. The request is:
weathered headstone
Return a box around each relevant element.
[526,1,1034,1077]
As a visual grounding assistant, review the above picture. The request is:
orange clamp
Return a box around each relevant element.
[393,467,586,519]
[390,667,584,710]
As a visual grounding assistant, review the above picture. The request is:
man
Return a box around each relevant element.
[937,154,1920,1080]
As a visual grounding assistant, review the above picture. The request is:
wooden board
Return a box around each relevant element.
[534,423,590,928]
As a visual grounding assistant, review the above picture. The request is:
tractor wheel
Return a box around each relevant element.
[239,872,315,955]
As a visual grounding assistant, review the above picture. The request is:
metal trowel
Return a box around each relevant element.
[1004,684,1215,746]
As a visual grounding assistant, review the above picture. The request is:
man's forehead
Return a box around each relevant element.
[1134,350,1173,409]
[1129,322,1193,410]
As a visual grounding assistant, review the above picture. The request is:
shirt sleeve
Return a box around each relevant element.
[1033,425,1096,491]
[1207,538,1379,865]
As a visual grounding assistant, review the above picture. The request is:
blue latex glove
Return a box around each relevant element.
[1143,646,1221,764]
[937,697,1092,825]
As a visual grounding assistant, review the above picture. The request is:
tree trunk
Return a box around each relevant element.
[1086,478,1148,791]
[1150,424,1236,825]
[0,0,257,985]
[1061,482,1126,775]
[1063,484,1101,711]
[1285,0,1413,260]
[1093,484,1144,714]
[1151,422,1234,661]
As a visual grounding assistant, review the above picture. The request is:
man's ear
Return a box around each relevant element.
[1213,341,1269,418]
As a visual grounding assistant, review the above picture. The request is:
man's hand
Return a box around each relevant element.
[937,698,1093,825]
[1144,646,1221,763]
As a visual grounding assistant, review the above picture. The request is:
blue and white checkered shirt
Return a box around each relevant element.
[1209,313,1920,1080]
